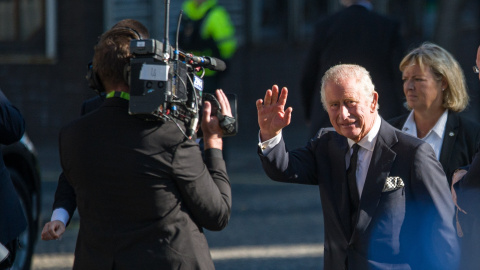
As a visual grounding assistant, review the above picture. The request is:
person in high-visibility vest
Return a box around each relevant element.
[180,0,237,92]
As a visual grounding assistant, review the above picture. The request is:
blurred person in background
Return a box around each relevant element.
[0,89,26,269]
[179,0,237,92]
[450,44,480,270]
[301,0,405,138]
[389,42,480,187]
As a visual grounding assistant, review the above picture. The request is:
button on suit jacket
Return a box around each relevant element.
[258,118,458,270]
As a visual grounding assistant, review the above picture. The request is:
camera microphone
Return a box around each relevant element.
[189,55,227,72]
[177,51,227,72]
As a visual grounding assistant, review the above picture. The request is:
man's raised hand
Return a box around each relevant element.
[256,85,292,141]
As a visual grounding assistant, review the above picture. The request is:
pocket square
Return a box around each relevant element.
[383,176,404,192]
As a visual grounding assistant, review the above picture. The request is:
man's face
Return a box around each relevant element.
[324,78,378,142]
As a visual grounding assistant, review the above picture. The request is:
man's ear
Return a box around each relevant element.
[370,91,378,112]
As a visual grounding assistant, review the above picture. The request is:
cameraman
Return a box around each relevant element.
[50,23,232,269]
[42,19,151,240]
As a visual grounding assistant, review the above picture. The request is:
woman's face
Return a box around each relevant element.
[402,64,445,113]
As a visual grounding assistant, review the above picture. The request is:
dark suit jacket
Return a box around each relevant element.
[52,94,105,224]
[301,4,406,138]
[457,150,480,214]
[259,119,458,270]
[389,110,480,186]
[454,150,480,270]
[59,97,231,269]
[0,90,27,244]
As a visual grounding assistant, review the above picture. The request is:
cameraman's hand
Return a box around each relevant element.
[41,220,66,241]
[201,89,232,150]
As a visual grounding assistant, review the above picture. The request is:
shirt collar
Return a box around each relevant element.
[431,110,448,138]
[402,110,417,136]
[347,114,380,152]
[402,109,448,139]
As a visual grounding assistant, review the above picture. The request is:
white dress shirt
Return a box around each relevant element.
[51,208,69,225]
[401,110,448,160]
[259,115,382,198]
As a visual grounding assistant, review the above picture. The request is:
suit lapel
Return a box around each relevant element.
[352,119,397,238]
[439,111,457,168]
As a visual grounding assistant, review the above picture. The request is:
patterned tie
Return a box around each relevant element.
[347,144,360,228]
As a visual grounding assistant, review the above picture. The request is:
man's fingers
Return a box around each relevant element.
[263,89,272,106]
[216,89,232,116]
[262,85,288,108]
[41,224,57,240]
[256,99,264,111]
[203,101,212,124]
[279,87,289,106]
[271,85,279,105]
[284,107,293,125]
[41,221,66,241]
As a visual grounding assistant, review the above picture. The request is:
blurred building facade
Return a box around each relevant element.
[0,0,479,146]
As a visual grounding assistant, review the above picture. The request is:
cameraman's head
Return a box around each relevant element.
[93,20,149,93]
[111,19,150,39]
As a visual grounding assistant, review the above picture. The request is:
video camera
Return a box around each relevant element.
[125,1,237,139]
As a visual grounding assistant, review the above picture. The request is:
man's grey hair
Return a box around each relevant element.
[320,64,379,111]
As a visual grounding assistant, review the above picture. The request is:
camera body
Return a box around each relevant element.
[127,39,194,123]
[125,37,237,138]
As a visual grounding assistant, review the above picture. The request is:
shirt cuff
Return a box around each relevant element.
[258,131,282,155]
[51,208,69,226]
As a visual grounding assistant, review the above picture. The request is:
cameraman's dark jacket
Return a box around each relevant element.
[59,97,231,269]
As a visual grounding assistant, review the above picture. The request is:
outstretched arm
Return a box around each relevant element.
[256,85,293,142]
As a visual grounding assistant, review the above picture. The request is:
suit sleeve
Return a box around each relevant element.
[456,151,480,216]
[171,140,231,231]
[52,172,77,225]
[258,135,318,185]
[0,89,25,145]
[51,97,104,226]
[409,142,459,269]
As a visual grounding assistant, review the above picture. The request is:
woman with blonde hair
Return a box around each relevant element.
[389,42,480,186]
